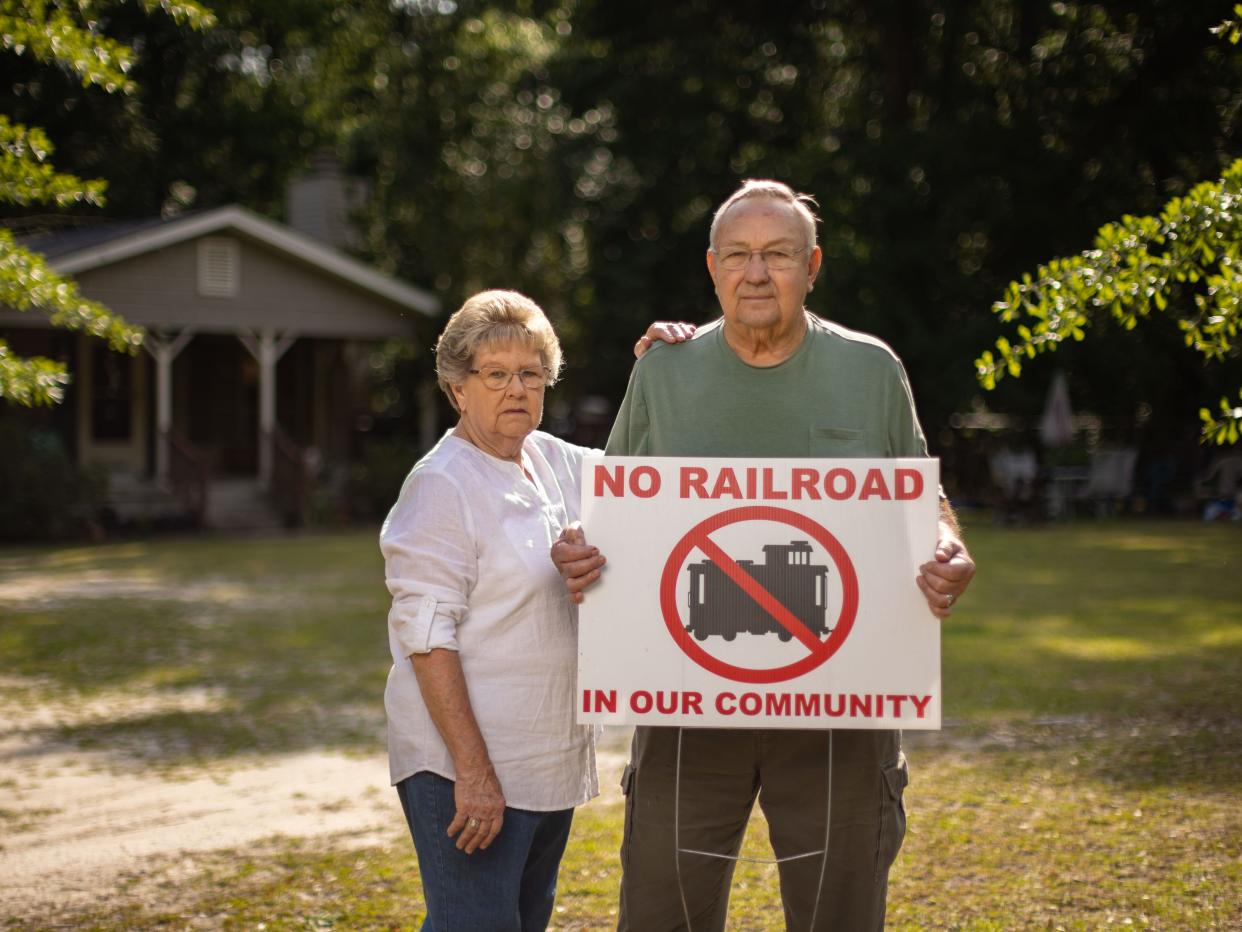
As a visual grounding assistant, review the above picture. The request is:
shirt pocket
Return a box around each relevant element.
[809,426,882,457]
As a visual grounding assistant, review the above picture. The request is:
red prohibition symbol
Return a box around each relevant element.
[659,505,860,684]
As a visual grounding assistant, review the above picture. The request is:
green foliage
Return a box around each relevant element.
[977,159,1242,442]
[0,0,213,92]
[0,0,212,408]
[1201,390,1242,445]
[334,5,599,316]
[0,338,72,405]
[0,115,106,206]
[4,0,1239,445]
[0,227,144,404]
[1211,4,1242,45]
[0,416,106,539]
[540,1,1242,433]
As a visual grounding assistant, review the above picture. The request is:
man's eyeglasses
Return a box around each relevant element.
[468,365,552,391]
[714,246,809,272]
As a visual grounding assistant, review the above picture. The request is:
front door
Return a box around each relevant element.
[180,335,258,475]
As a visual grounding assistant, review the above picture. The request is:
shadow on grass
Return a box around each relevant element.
[6,704,383,766]
[909,711,1242,795]
[934,520,1242,794]
[0,532,391,767]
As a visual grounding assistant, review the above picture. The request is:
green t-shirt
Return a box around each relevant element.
[606,313,929,460]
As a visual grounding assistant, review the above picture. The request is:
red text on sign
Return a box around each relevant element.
[580,689,934,721]
[595,464,923,502]
[594,464,661,498]
[628,690,703,716]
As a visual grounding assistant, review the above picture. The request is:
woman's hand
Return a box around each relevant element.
[635,321,696,357]
[409,648,508,854]
[447,763,506,853]
[553,523,606,604]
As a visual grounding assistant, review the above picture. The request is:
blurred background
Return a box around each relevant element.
[2,0,1240,538]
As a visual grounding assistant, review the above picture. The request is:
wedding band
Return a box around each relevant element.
[468,817,480,828]
[945,593,955,608]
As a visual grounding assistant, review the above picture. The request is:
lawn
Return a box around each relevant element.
[1,522,1240,929]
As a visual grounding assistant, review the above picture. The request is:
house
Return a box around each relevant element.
[0,203,440,529]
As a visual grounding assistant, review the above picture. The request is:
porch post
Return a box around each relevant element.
[238,328,297,485]
[143,329,196,480]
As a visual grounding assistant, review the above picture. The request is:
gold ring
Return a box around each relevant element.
[468,817,480,828]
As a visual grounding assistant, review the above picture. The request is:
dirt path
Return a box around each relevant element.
[0,740,395,923]
[0,720,629,925]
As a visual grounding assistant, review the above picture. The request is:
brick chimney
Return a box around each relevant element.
[286,152,369,251]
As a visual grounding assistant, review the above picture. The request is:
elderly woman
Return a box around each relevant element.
[381,290,690,931]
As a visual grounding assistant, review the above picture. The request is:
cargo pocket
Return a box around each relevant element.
[875,754,909,880]
[620,762,637,866]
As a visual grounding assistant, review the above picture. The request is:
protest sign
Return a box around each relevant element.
[577,456,941,730]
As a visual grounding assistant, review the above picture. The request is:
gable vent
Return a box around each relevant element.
[197,236,240,297]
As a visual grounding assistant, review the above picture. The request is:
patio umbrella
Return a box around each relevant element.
[1039,371,1074,447]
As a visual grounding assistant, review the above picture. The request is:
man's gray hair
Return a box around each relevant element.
[709,179,819,251]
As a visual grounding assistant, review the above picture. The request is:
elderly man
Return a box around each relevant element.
[556,179,975,931]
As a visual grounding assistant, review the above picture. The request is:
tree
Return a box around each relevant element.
[0,0,212,406]
[547,1,1242,438]
[975,10,1242,445]
[11,0,1235,453]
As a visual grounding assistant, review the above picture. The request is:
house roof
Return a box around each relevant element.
[21,217,170,258]
[25,205,440,317]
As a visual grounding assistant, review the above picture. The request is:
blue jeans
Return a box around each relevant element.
[396,771,575,932]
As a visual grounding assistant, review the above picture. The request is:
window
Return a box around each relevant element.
[91,344,132,441]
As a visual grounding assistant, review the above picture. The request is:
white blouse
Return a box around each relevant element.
[381,429,600,811]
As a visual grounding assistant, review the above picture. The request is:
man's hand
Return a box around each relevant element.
[635,321,696,358]
[916,523,976,619]
[552,523,606,604]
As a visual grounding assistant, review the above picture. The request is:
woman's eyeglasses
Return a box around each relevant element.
[468,366,552,390]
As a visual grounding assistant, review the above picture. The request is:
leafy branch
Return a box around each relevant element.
[0,0,212,407]
[1210,4,1242,46]
[0,0,214,93]
[975,158,1242,444]
[0,116,108,207]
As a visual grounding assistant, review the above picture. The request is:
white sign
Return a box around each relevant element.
[577,456,941,730]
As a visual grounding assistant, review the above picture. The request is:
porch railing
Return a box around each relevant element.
[270,428,314,527]
[166,432,209,526]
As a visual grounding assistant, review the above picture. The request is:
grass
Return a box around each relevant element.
[0,531,391,767]
[2,521,1241,929]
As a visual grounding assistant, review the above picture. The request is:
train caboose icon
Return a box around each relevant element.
[686,540,831,642]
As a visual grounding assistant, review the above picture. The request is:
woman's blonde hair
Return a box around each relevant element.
[434,290,564,412]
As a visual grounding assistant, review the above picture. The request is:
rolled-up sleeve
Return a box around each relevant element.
[380,469,477,661]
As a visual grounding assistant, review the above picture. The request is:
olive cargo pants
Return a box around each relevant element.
[617,727,908,932]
